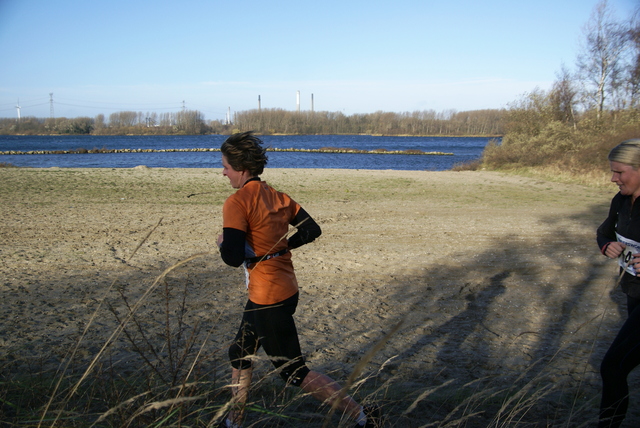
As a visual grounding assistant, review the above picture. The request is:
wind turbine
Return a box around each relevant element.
[16,99,21,121]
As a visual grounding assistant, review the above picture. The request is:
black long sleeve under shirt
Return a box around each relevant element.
[219,207,321,268]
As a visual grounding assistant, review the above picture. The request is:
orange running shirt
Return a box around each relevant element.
[222,180,300,305]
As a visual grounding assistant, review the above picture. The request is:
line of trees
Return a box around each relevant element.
[0,110,213,136]
[0,107,506,137]
[100,110,208,133]
[482,0,640,175]
[232,108,504,136]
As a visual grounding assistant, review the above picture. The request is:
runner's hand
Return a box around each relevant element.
[630,253,640,273]
[605,242,626,259]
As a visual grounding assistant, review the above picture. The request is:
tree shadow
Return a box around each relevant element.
[2,200,635,427]
[290,201,632,426]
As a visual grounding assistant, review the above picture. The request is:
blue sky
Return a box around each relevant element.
[1,0,638,121]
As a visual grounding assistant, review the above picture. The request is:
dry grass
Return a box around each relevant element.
[0,166,631,427]
[486,164,612,188]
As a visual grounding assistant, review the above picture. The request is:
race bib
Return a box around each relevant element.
[616,233,640,276]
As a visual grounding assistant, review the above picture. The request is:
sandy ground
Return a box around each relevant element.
[0,166,635,427]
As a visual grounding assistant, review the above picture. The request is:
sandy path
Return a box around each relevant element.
[0,167,632,427]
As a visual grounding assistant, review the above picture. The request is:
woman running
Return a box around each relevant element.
[597,138,640,427]
[216,131,379,428]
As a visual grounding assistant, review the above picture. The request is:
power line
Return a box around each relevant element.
[0,97,49,108]
[0,94,232,119]
[54,101,182,111]
[55,96,184,108]
[0,102,48,112]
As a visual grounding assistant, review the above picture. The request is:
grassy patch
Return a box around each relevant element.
[0,168,230,206]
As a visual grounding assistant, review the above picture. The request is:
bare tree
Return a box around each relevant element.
[108,111,138,127]
[94,114,105,130]
[577,0,629,119]
[549,65,578,129]
[627,12,640,107]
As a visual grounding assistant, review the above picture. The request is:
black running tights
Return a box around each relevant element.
[599,295,640,428]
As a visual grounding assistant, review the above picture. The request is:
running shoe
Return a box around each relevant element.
[355,405,382,427]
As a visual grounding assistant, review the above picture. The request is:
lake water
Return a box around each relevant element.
[0,135,498,171]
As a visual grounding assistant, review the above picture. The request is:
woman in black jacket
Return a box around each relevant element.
[597,138,640,428]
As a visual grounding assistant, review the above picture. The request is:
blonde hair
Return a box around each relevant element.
[609,139,640,168]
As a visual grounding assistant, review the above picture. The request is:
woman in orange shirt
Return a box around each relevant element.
[216,131,379,428]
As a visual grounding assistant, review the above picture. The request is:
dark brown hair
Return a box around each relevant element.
[220,131,268,176]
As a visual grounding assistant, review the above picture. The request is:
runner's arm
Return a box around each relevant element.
[597,195,620,254]
[288,208,321,249]
[219,227,246,267]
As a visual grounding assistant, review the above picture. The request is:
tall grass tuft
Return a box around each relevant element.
[0,213,612,427]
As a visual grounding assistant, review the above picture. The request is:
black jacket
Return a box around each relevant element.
[597,192,640,297]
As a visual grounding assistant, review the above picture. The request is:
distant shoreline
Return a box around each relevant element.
[0,147,454,156]
[0,132,503,138]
